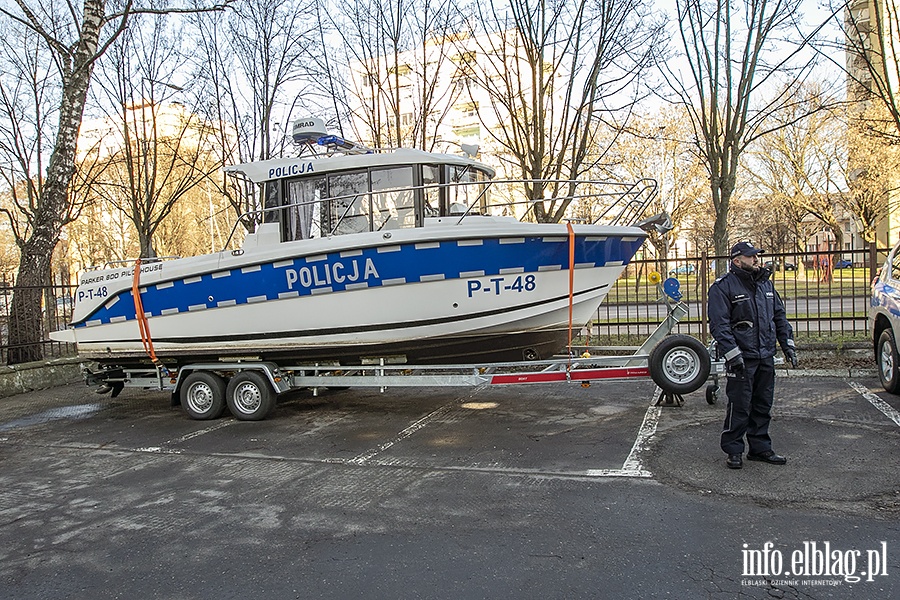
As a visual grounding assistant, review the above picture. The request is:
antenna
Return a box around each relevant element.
[292,117,328,145]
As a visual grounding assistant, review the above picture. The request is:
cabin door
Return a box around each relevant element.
[284,176,326,240]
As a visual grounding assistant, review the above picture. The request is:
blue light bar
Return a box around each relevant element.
[317,135,355,150]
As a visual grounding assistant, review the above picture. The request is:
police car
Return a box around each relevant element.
[870,240,900,392]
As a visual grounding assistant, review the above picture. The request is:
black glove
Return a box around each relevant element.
[726,354,744,373]
[784,348,798,368]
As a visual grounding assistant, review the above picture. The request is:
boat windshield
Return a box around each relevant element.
[264,162,491,241]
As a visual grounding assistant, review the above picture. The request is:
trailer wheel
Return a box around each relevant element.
[181,372,227,420]
[649,335,710,395]
[226,371,276,421]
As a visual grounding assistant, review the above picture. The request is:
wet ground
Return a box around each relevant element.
[0,373,898,599]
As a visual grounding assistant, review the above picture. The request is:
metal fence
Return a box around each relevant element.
[0,246,885,365]
[0,282,78,364]
[589,246,884,345]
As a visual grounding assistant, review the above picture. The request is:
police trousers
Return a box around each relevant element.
[721,356,776,455]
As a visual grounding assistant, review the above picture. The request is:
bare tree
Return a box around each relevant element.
[88,14,221,258]
[460,0,663,223]
[832,0,900,140]
[667,0,830,272]
[324,0,463,149]
[842,104,900,245]
[611,107,710,262]
[0,0,229,364]
[746,83,847,251]
[189,0,319,235]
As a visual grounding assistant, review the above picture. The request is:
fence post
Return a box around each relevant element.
[700,252,709,342]
[869,241,877,282]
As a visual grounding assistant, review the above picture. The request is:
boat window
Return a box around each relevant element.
[423,165,440,218]
[263,181,280,225]
[371,166,415,231]
[328,171,371,234]
[447,165,490,215]
[284,177,326,240]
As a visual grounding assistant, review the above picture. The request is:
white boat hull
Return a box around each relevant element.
[52,219,646,364]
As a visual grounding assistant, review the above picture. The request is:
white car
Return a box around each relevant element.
[870,240,900,392]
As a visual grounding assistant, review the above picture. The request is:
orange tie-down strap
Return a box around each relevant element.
[567,221,575,368]
[132,259,160,364]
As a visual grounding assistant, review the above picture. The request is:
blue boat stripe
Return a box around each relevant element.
[72,235,644,328]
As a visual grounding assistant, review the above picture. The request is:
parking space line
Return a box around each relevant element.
[166,420,236,444]
[585,388,659,478]
[134,421,239,453]
[848,381,900,427]
[347,403,456,465]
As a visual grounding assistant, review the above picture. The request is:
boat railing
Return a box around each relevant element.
[442,178,659,226]
[220,177,659,251]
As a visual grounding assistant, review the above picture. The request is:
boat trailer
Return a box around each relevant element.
[81,280,726,421]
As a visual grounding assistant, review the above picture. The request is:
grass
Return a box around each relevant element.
[605,267,871,304]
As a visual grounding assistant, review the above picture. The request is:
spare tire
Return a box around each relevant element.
[649,334,711,395]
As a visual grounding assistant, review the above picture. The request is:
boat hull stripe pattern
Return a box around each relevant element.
[72,235,643,329]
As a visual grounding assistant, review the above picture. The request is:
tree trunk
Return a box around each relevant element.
[5,0,101,364]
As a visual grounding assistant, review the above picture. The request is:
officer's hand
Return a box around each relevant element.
[785,348,798,368]
[726,354,744,373]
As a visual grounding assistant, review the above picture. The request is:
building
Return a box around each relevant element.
[347,29,567,182]
[845,0,900,247]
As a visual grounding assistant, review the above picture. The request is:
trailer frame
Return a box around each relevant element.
[80,294,724,421]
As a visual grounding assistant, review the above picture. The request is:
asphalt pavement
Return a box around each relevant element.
[0,371,898,599]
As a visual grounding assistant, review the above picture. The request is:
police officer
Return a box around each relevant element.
[708,242,797,469]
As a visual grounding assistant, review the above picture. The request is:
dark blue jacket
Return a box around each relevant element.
[708,264,794,361]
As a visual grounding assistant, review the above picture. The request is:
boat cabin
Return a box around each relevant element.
[225,148,495,242]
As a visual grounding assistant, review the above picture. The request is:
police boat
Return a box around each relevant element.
[50,118,663,367]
